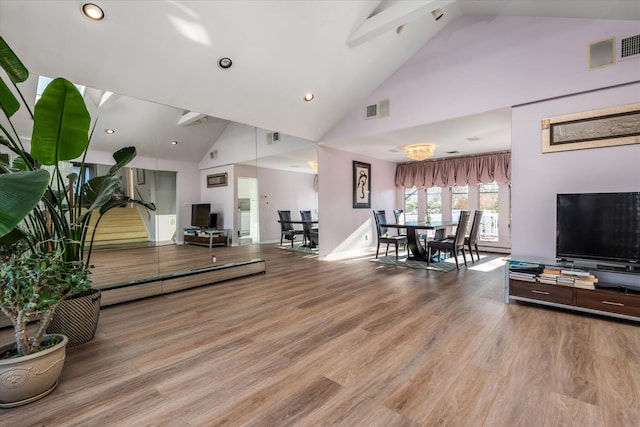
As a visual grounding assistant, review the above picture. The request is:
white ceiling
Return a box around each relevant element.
[1,1,638,166]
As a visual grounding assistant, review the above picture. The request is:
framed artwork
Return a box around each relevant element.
[207,172,228,188]
[352,161,371,208]
[542,102,640,153]
[136,168,145,185]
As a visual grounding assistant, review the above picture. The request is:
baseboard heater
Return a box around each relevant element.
[97,258,266,306]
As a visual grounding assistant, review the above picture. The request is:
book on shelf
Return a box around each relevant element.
[536,277,557,285]
[573,279,596,289]
[543,267,562,275]
[556,276,575,285]
[560,269,591,277]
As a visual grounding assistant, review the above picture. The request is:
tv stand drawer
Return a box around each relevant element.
[576,289,640,317]
[509,280,574,305]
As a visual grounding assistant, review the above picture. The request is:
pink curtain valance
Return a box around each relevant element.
[395,151,511,188]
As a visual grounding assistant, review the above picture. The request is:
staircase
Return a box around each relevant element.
[87,207,150,246]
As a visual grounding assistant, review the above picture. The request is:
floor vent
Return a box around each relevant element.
[619,34,640,61]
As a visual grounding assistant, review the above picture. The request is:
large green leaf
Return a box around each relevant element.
[83,175,121,212]
[108,146,137,175]
[0,76,20,117]
[31,78,90,165]
[0,169,50,237]
[0,36,29,83]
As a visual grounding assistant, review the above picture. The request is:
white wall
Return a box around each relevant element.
[511,82,640,260]
[318,145,398,260]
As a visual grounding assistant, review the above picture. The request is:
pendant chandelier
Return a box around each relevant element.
[404,143,435,161]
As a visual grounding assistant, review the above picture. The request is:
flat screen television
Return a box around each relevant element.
[556,192,640,266]
[191,203,211,228]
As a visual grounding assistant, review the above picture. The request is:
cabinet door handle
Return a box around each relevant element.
[531,290,550,295]
[602,301,624,307]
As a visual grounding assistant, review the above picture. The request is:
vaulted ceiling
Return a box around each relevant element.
[1,1,638,164]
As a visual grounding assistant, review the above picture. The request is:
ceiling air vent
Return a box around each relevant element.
[618,34,640,62]
[365,104,377,119]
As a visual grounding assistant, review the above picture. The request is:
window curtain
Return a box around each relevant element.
[395,151,510,188]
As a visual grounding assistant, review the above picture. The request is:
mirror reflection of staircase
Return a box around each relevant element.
[88,207,151,247]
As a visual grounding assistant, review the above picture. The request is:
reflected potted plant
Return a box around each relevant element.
[0,36,155,404]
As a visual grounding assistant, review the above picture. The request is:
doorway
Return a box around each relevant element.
[237,177,259,245]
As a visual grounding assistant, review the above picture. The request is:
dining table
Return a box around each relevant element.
[381,220,458,262]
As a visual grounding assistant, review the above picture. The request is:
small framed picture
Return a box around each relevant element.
[207,172,228,188]
[352,161,371,208]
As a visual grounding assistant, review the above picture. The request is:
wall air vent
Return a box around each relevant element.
[209,150,218,160]
[619,34,640,61]
[267,131,280,144]
[378,99,390,118]
[365,104,377,119]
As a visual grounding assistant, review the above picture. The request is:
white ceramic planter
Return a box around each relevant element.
[0,334,68,408]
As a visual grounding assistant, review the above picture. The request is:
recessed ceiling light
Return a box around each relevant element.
[105,128,115,134]
[170,140,178,145]
[465,136,480,142]
[303,93,315,102]
[82,3,105,21]
[218,57,232,69]
[446,150,460,154]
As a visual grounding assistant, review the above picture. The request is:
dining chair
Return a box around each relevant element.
[427,210,470,269]
[277,210,304,247]
[300,210,318,246]
[466,210,483,262]
[393,209,407,236]
[373,210,407,261]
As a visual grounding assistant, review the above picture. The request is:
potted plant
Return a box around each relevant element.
[0,36,155,404]
[0,246,88,407]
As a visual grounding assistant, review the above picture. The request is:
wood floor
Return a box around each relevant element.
[1,244,639,426]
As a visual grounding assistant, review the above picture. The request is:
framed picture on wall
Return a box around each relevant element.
[353,161,371,208]
[207,172,228,188]
[542,102,640,153]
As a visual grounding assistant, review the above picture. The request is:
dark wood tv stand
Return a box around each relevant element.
[506,257,640,322]
[183,228,229,248]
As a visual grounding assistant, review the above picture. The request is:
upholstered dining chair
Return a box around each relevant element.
[373,210,407,261]
[300,210,318,246]
[465,210,483,262]
[445,210,484,263]
[277,210,304,247]
[393,209,407,236]
[427,210,470,269]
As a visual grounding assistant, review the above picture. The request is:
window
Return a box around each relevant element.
[426,187,442,222]
[403,187,418,222]
[36,75,86,103]
[451,185,468,221]
[479,182,499,242]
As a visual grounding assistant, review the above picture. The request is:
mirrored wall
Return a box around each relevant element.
[15,77,318,285]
